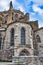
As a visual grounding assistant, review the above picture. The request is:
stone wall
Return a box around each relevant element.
[0,47,14,60]
[4,22,33,56]
[35,29,43,63]
[35,29,43,56]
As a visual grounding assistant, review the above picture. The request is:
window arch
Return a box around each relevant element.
[36,35,41,43]
[21,27,26,45]
[15,14,18,21]
[15,14,18,18]
[10,28,14,46]
[19,49,30,56]
[0,33,2,49]
[5,15,8,23]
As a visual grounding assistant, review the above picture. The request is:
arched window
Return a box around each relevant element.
[5,15,8,23]
[21,28,26,45]
[10,28,14,46]
[36,35,41,43]
[0,34,2,49]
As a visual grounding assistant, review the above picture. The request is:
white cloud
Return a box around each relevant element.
[0,0,25,13]
[17,6,25,13]
[15,2,25,13]
[0,0,9,11]
[0,0,16,11]
[12,0,26,13]
[26,0,43,5]
[39,22,43,27]
[32,0,43,5]
[32,4,43,16]
[24,0,43,11]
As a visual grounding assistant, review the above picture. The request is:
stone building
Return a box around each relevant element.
[0,1,43,65]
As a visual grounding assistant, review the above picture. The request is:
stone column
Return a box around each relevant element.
[14,47,18,56]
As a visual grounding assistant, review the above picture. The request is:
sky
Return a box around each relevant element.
[0,0,43,27]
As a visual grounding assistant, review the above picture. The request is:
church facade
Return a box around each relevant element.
[0,1,43,65]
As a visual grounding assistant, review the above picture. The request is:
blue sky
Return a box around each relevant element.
[0,0,43,27]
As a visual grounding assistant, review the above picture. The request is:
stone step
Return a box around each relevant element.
[7,63,25,65]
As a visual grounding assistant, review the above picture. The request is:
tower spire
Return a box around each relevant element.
[9,1,13,10]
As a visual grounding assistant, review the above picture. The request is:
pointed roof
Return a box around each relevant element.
[9,1,13,10]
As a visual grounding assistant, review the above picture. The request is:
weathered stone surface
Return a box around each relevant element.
[0,1,43,65]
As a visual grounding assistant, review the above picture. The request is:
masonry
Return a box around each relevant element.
[0,1,43,65]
